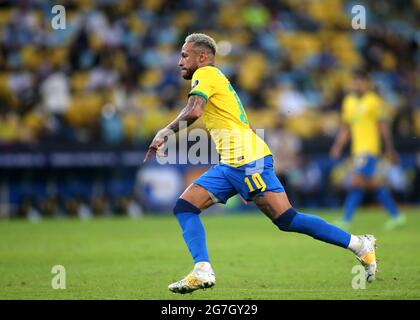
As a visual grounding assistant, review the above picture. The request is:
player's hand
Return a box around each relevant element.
[143,132,166,163]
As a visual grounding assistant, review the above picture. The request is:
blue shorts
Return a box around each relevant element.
[194,155,285,203]
[353,154,378,178]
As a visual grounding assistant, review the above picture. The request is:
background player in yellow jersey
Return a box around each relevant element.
[144,34,377,294]
[330,70,406,230]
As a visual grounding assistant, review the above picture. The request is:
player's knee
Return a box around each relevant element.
[173,198,201,215]
[272,207,297,231]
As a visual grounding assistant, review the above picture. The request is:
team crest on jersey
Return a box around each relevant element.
[191,80,199,88]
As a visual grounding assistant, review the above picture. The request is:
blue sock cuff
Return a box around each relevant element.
[272,207,297,230]
[173,198,201,215]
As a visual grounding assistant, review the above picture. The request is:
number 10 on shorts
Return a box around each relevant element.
[244,173,266,192]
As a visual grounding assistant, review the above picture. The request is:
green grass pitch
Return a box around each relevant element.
[1,208,419,300]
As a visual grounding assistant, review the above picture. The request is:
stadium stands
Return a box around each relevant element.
[0,0,418,217]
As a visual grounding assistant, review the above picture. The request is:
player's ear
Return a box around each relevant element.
[199,51,207,63]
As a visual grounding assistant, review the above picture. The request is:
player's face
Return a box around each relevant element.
[353,77,368,95]
[178,42,200,80]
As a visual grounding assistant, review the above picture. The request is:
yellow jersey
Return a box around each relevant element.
[342,91,388,156]
[189,66,271,167]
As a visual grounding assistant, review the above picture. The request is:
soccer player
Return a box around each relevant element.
[144,33,377,294]
[330,70,406,230]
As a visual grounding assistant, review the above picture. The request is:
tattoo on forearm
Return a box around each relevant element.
[166,95,206,133]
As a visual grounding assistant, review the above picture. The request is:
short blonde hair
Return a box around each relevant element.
[185,33,217,55]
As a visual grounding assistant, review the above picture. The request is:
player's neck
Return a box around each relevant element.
[198,62,215,68]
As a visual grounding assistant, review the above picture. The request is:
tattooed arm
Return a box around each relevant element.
[143,95,206,162]
[161,94,206,135]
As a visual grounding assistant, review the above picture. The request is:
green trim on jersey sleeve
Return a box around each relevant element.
[188,90,208,102]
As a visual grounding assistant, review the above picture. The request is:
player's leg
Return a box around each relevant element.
[169,183,216,294]
[175,183,214,266]
[169,166,237,294]
[253,191,377,282]
[254,191,353,249]
[336,173,366,228]
[225,156,358,249]
[367,177,406,230]
[224,155,377,282]
[337,155,378,228]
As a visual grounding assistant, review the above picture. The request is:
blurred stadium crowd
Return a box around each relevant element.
[0,0,419,218]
